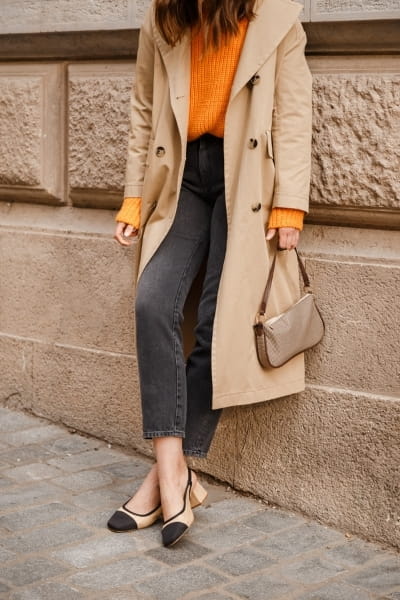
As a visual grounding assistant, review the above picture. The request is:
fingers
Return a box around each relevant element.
[277,227,300,250]
[114,222,139,246]
[265,228,277,241]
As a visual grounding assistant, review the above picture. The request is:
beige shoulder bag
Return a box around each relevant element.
[254,249,325,368]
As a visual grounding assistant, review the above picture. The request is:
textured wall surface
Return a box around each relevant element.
[0,0,143,33]
[0,231,136,354]
[68,64,134,205]
[0,64,64,203]
[311,74,400,209]
[0,77,41,187]
[311,0,400,20]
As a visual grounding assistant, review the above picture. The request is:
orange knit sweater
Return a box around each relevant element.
[116,21,304,231]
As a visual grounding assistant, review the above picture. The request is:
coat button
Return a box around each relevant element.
[155,146,166,157]
[251,203,261,212]
[249,74,260,86]
[248,138,258,149]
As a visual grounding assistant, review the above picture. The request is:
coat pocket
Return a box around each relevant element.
[265,130,274,160]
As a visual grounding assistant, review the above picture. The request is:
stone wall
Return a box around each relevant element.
[0,0,399,550]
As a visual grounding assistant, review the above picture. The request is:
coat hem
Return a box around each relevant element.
[212,377,305,410]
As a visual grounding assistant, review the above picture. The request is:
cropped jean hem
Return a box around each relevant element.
[183,449,207,458]
[143,430,185,439]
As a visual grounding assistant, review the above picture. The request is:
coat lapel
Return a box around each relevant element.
[230,0,303,101]
[151,16,191,143]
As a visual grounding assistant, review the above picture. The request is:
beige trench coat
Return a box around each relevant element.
[124,0,313,410]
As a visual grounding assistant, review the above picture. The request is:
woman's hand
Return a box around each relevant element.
[265,227,300,250]
[114,222,139,247]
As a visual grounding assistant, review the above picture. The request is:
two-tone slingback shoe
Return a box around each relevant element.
[107,470,207,536]
[161,467,195,547]
[107,501,162,532]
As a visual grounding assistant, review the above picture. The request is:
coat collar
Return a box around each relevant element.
[150,0,303,136]
[230,0,303,100]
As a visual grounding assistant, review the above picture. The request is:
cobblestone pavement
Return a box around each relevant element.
[0,406,399,600]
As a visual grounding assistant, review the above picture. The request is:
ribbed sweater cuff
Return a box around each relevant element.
[267,208,304,231]
[115,197,141,229]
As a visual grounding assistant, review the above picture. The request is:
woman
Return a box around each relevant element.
[108,0,312,547]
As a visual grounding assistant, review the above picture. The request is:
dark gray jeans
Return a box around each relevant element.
[135,134,226,458]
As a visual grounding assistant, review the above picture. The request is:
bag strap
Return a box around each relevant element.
[259,248,311,315]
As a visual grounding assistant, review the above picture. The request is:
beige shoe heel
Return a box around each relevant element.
[190,481,208,508]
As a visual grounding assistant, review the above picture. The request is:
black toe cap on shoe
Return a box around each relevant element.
[162,522,188,547]
[107,510,137,532]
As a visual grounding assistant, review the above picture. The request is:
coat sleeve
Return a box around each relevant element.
[123,8,155,199]
[271,20,312,213]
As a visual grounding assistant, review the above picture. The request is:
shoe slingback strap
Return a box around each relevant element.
[163,468,193,526]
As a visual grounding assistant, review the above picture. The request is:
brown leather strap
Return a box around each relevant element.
[259,248,311,315]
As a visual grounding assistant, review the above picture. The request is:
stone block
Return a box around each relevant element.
[29,344,141,442]
[146,540,211,567]
[304,258,400,395]
[0,444,57,467]
[310,0,400,21]
[10,582,85,600]
[31,342,142,448]
[0,64,64,203]
[194,522,267,552]
[66,555,164,590]
[0,0,141,34]
[0,407,43,432]
[206,547,273,577]
[253,522,344,559]
[0,546,17,563]
[345,556,400,593]
[0,229,138,353]
[52,469,114,491]
[0,583,12,596]
[0,481,65,511]
[1,521,92,553]
[1,424,69,447]
[295,581,373,600]
[68,63,135,209]
[53,534,141,568]
[101,459,151,480]
[133,565,227,600]
[0,335,34,407]
[310,71,400,210]
[275,555,346,584]
[226,572,295,600]
[193,497,264,530]
[0,556,69,587]
[47,447,129,473]
[43,433,106,455]
[0,502,78,532]
[3,462,63,482]
[321,538,382,568]
[242,508,306,534]
[67,488,129,510]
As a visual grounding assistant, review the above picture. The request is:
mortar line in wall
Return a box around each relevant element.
[0,332,136,360]
[306,382,400,403]
[63,60,71,207]
[0,225,115,240]
[300,256,400,268]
